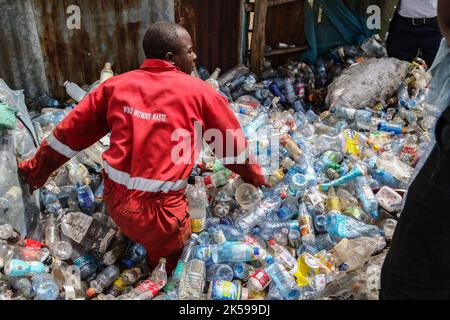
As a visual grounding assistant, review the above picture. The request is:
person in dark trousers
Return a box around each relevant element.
[384,0,443,67]
[380,0,450,300]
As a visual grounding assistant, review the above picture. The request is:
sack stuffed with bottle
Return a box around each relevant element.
[326,58,411,109]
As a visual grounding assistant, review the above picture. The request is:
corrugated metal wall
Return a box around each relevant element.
[0,0,174,99]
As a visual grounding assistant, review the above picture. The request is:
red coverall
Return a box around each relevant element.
[19,59,265,273]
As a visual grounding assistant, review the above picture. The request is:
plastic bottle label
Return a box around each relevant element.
[210,281,241,300]
[137,279,162,297]
[299,216,314,237]
[343,130,360,156]
[251,269,271,288]
[191,218,206,233]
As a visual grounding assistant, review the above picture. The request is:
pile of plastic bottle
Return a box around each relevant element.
[0,35,438,300]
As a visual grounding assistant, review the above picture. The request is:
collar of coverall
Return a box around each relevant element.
[140,59,181,72]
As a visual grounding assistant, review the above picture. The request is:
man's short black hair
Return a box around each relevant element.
[143,21,188,59]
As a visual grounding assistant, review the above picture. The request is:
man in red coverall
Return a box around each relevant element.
[19,22,266,274]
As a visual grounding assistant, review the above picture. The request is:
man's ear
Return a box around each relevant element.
[165,52,176,64]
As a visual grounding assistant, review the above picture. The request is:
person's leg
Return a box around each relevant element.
[387,15,421,62]
[105,185,191,275]
[418,21,443,67]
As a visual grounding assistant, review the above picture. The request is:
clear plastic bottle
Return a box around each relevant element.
[40,189,64,216]
[205,68,221,90]
[172,234,199,285]
[268,240,298,275]
[319,164,365,192]
[354,176,379,219]
[314,150,342,173]
[325,213,382,239]
[87,265,120,298]
[70,244,98,280]
[333,237,385,271]
[32,273,60,300]
[100,63,114,83]
[326,187,342,215]
[60,211,116,253]
[280,135,303,162]
[210,242,260,264]
[264,256,300,300]
[44,215,73,261]
[208,280,249,300]
[178,259,206,300]
[186,176,208,233]
[246,268,272,294]
[10,277,33,299]
[235,197,282,234]
[285,174,308,204]
[206,263,234,282]
[233,262,255,281]
[235,183,261,210]
[121,267,143,286]
[75,183,96,215]
[63,81,87,103]
[0,224,21,243]
[298,203,316,244]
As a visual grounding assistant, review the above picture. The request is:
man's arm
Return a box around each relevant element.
[201,88,266,188]
[19,85,110,191]
[438,0,450,42]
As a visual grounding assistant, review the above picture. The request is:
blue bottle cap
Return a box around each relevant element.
[253,247,260,256]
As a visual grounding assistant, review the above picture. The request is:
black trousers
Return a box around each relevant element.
[380,107,450,300]
[386,13,443,67]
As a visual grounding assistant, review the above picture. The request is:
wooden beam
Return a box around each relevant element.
[250,0,268,76]
[264,45,309,57]
[268,0,298,7]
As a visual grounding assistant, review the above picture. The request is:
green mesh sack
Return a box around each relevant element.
[0,102,18,135]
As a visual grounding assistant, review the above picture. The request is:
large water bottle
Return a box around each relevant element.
[325,213,382,239]
[210,242,260,264]
[178,259,206,300]
[264,256,300,300]
[172,234,199,285]
[235,197,282,234]
[354,176,379,219]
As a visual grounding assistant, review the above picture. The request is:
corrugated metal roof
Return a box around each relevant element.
[0,0,174,99]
